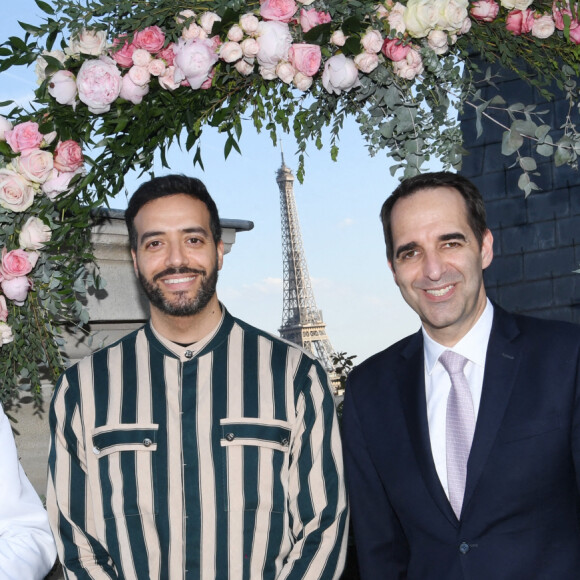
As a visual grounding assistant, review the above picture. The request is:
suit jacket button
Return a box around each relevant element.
[459,542,470,554]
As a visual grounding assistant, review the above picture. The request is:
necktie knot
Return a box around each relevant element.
[439,350,468,376]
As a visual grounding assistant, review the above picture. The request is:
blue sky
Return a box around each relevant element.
[0,0,427,362]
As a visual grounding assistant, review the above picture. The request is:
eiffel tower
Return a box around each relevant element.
[276,152,337,378]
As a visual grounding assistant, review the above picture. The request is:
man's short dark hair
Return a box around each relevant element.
[125,174,222,251]
[380,171,488,263]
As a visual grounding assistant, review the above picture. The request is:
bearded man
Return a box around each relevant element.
[47,174,347,579]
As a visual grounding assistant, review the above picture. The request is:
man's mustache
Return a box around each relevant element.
[153,267,206,282]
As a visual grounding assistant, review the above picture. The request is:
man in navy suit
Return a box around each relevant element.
[342,171,580,579]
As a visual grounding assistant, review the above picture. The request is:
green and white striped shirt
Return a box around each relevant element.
[47,308,348,579]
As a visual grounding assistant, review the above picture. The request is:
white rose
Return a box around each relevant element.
[148,59,167,77]
[354,52,379,73]
[388,3,408,34]
[240,13,260,34]
[293,72,313,91]
[158,66,181,90]
[427,29,449,54]
[69,29,108,56]
[393,47,424,79]
[322,54,361,95]
[276,61,295,83]
[35,50,67,84]
[47,70,78,106]
[200,11,222,35]
[228,24,244,42]
[0,116,12,141]
[13,149,54,183]
[128,65,151,87]
[296,0,316,5]
[404,0,439,37]
[500,0,533,9]
[331,29,347,46]
[259,65,277,80]
[437,0,469,32]
[361,29,384,53]
[182,22,206,41]
[235,58,255,76]
[0,322,13,346]
[241,38,260,58]
[132,48,152,67]
[41,168,82,200]
[19,216,52,250]
[0,169,35,212]
[256,21,292,67]
[532,14,556,38]
[176,10,196,24]
[220,41,243,63]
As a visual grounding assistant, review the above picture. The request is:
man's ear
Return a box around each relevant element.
[388,260,399,286]
[131,249,139,277]
[481,229,494,270]
[217,240,224,271]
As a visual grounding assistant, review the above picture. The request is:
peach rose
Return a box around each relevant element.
[0,169,35,212]
[128,65,151,86]
[361,29,384,53]
[241,38,260,58]
[200,12,222,35]
[293,71,313,91]
[240,13,260,34]
[132,48,153,67]
[354,52,379,73]
[228,25,245,42]
[158,67,181,90]
[13,149,54,183]
[220,41,243,63]
[19,217,52,251]
[54,140,84,173]
[235,58,255,76]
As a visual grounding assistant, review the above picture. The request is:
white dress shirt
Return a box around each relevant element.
[423,299,494,496]
[0,404,56,580]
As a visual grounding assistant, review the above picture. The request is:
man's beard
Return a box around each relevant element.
[138,263,219,317]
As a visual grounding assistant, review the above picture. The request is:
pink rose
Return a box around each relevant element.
[240,13,260,34]
[0,169,35,212]
[47,70,78,106]
[1,248,36,280]
[0,117,12,141]
[128,65,151,86]
[220,41,243,63]
[173,38,219,89]
[5,121,44,154]
[76,57,122,114]
[182,22,206,41]
[293,71,313,91]
[13,149,54,183]
[289,43,321,76]
[0,296,7,322]
[241,38,260,58]
[427,29,449,54]
[552,2,578,29]
[157,45,176,66]
[361,29,384,53]
[382,38,411,62]
[200,70,214,90]
[228,25,245,42]
[120,75,150,104]
[41,168,81,200]
[393,47,424,79]
[260,0,298,22]
[111,35,136,68]
[388,3,407,34]
[1,277,31,306]
[322,54,360,94]
[158,67,181,90]
[531,13,556,38]
[134,26,165,53]
[300,8,332,33]
[570,23,580,42]
[200,12,222,35]
[0,321,14,344]
[256,21,293,67]
[354,52,379,73]
[54,140,84,173]
[506,9,534,34]
[19,216,52,250]
[470,0,500,21]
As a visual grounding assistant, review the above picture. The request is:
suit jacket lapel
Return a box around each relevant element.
[462,306,522,514]
[398,331,458,525]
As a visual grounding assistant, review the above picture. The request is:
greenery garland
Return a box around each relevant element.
[0,0,578,407]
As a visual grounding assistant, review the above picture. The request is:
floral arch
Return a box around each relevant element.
[0,0,578,406]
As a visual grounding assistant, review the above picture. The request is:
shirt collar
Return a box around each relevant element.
[423,298,494,374]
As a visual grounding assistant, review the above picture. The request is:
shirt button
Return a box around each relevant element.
[93,446,101,455]
[459,542,470,554]
[226,433,235,441]
[143,438,152,447]
[184,350,193,359]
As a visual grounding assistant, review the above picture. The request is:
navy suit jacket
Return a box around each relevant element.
[342,305,580,579]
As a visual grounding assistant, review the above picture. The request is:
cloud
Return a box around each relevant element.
[337,217,354,229]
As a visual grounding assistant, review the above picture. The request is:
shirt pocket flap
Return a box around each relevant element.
[92,424,158,458]
[220,418,292,453]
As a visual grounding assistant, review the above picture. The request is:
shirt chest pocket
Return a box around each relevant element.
[91,424,159,519]
[220,418,292,514]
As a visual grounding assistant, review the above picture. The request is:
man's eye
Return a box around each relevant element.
[443,241,460,249]
[146,240,161,249]
[188,237,201,244]
[401,250,419,260]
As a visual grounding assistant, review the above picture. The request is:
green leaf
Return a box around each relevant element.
[501,129,523,156]
[519,156,537,171]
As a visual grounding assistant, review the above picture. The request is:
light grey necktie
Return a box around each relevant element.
[439,350,475,519]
